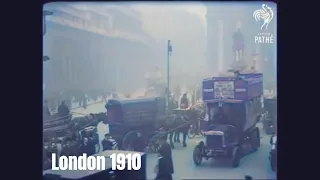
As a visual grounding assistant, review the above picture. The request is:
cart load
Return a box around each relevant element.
[106,97,166,126]
[105,97,166,150]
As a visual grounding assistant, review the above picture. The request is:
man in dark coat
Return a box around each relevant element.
[132,132,145,152]
[155,135,174,180]
[87,136,96,155]
[101,133,114,151]
[58,100,70,117]
[78,138,89,156]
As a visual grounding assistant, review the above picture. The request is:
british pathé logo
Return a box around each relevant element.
[253,4,274,44]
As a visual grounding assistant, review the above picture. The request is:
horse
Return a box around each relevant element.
[155,113,191,149]
[68,113,101,131]
[168,105,205,148]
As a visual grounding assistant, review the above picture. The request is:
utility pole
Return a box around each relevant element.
[167,40,172,108]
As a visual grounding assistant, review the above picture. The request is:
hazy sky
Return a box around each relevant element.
[67,2,207,24]
[131,2,207,26]
[64,2,207,39]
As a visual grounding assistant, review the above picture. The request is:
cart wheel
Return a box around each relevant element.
[122,131,145,151]
[188,126,196,139]
[148,134,162,153]
[231,146,241,168]
[193,145,203,165]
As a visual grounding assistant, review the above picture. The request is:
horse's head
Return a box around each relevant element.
[93,112,107,123]
[88,113,96,121]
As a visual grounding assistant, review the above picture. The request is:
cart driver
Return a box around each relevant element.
[180,93,190,109]
[214,107,227,123]
[207,106,229,129]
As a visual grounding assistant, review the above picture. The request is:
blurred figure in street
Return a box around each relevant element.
[155,135,174,180]
[43,99,51,117]
[82,94,87,109]
[102,133,118,150]
[58,100,70,117]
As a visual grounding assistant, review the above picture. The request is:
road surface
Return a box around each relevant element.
[71,102,276,179]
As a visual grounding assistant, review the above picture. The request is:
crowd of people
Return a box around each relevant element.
[44,90,113,112]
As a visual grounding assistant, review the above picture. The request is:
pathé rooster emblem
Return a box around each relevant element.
[253,4,274,30]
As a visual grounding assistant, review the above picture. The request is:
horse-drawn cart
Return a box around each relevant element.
[104,97,167,151]
[193,72,263,167]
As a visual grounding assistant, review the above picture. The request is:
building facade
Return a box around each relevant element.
[43,4,153,97]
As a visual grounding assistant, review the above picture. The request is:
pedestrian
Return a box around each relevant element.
[155,134,174,180]
[58,100,70,117]
[101,133,114,151]
[180,93,189,109]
